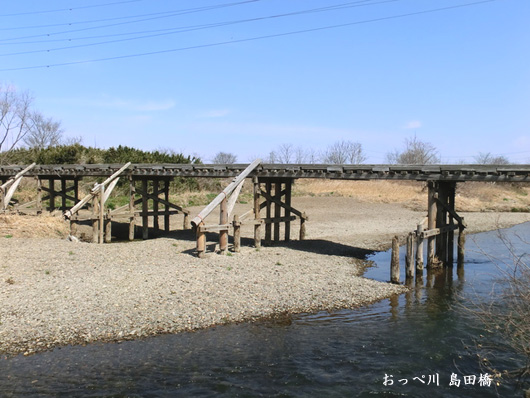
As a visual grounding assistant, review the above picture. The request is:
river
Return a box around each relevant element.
[1,222,529,397]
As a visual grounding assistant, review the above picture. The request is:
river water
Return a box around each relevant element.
[1,223,528,397]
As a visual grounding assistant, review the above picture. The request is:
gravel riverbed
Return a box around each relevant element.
[1,198,529,357]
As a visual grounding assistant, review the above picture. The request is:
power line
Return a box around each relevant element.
[0,0,147,17]
[0,0,499,72]
[0,0,398,56]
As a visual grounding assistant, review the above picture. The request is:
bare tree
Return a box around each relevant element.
[474,152,510,165]
[1,84,34,163]
[23,112,64,149]
[275,143,294,164]
[212,151,237,164]
[386,135,439,164]
[322,140,366,164]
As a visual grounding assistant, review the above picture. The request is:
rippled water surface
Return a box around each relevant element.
[1,223,529,397]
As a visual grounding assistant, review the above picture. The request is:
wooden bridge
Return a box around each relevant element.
[1,162,529,277]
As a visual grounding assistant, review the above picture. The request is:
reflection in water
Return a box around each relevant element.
[0,223,528,397]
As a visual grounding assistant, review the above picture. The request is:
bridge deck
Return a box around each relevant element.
[0,163,529,182]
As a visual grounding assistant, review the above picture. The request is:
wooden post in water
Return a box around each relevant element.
[253,176,261,248]
[458,221,466,268]
[416,222,424,275]
[427,181,437,268]
[219,196,228,254]
[406,232,414,280]
[437,182,447,264]
[233,215,241,253]
[391,236,400,284]
[447,182,456,266]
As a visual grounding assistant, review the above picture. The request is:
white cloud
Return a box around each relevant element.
[403,120,422,129]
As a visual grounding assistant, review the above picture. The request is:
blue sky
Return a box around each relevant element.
[1,0,529,163]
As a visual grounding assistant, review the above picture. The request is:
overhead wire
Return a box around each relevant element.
[0,0,500,72]
[0,0,147,17]
[0,0,399,56]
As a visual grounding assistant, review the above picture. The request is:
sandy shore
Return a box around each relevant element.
[1,197,529,357]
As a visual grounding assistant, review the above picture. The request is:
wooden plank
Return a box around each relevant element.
[142,179,149,240]
[219,197,228,254]
[253,176,261,248]
[285,179,292,241]
[274,181,281,242]
[427,181,436,268]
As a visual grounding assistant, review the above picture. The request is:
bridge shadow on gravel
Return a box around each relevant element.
[94,221,375,260]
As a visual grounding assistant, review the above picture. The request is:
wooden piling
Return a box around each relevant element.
[164,179,170,232]
[285,179,292,241]
[36,177,42,214]
[416,222,424,274]
[153,179,159,231]
[274,181,281,242]
[129,176,136,241]
[142,179,149,240]
[391,235,400,284]
[99,185,105,244]
[197,222,206,258]
[92,194,99,243]
[427,181,437,268]
[265,181,272,245]
[49,178,56,212]
[233,215,241,253]
[219,196,228,254]
[105,210,112,243]
[253,177,261,248]
[406,232,414,280]
[300,212,307,240]
[458,223,466,268]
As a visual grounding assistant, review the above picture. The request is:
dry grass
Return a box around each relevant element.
[294,179,530,213]
[0,214,70,238]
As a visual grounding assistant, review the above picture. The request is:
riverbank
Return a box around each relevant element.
[1,197,529,357]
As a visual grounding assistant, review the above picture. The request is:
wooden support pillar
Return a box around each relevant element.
[142,179,149,240]
[285,179,292,242]
[458,222,466,268]
[74,178,79,205]
[274,181,281,242]
[197,222,206,258]
[49,178,56,211]
[99,185,105,244]
[61,178,67,210]
[92,194,99,243]
[219,196,228,254]
[153,179,159,231]
[415,222,424,274]
[300,212,307,240]
[391,236,400,284]
[427,181,437,268]
[36,177,42,214]
[265,180,272,245]
[253,176,261,248]
[105,210,112,243]
[233,215,241,253]
[406,232,414,281]
[437,182,448,264]
[129,176,136,241]
[164,178,170,232]
[447,182,456,266]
